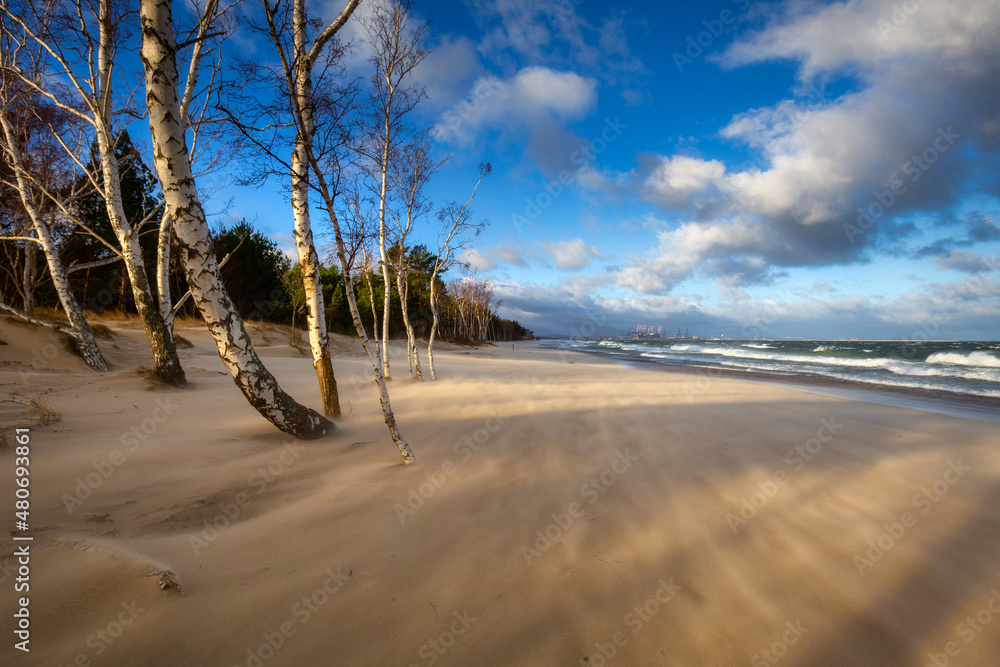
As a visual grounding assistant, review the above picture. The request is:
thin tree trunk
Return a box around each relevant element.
[395,270,420,379]
[140,0,332,439]
[0,111,107,371]
[157,212,173,331]
[290,0,340,417]
[377,135,392,379]
[96,0,185,387]
[22,240,36,311]
[334,247,413,462]
[363,257,380,356]
[427,271,440,380]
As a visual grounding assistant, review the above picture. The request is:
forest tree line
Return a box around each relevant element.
[1,135,532,345]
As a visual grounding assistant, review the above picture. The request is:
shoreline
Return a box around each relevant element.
[552,342,1000,423]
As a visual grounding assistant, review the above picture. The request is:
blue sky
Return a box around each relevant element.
[221,0,1000,339]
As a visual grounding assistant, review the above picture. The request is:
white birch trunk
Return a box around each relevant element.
[96,0,185,386]
[331,231,414,463]
[395,270,421,379]
[377,139,392,379]
[139,0,332,439]
[0,113,107,371]
[290,1,340,416]
[427,269,440,380]
[156,212,173,330]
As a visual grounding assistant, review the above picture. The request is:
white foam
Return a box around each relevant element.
[927,351,1000,368]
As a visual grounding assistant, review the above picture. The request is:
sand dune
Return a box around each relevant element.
[2,316,999,666]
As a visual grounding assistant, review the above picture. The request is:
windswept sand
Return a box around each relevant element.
[2,316,1000,666]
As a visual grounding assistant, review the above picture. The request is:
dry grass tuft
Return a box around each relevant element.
[0,396,62,426]
[90,323,115,340]
[34,398,62,426]
[173,334,194,349]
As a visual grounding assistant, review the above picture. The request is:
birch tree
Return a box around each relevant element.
[157,0,240,336]
[0,64,108,370]
[358,0,428,380]
[230,0,360,417]
[2,0,185,385]
[427,163,490,379]
[387,129,441,379]
[235,0,414,461]
[139,0,332,439]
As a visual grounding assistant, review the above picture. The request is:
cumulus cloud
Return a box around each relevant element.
[434,66,597,144]
[643,155,727,209]
[627,0,1000,292]
[546,238,600,271]
[616,218,777,294]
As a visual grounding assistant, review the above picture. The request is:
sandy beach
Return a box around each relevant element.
[2,316,1000,666]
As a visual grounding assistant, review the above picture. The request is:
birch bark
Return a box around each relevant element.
[139,0,332,439]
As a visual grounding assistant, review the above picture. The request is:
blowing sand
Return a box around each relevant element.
[2,316,1000,666]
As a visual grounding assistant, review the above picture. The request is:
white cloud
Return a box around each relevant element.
[546,238,600,271]
[435,66,597,144]
[934,251,999,273]
[643,155,727,209]
[632,0,1000,291]
[459,243,535,272]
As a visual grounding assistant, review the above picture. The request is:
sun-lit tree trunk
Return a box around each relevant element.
[395,270,420,379]
[326,208,413,462]
[426,270,441,380]
[377,138,393,379]
[156,211,173,330]
[286,0,343,416]
[157,0,229,336]
[252,0,413,461]
[94,0,184,385]
[139,0,332,439]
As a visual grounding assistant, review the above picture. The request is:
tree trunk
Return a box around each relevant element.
[290,14,340,417]
[377,139,392,379]
[363,259,380,356]
[96,0,185,387]
[157,212,173,332]
[395,270,421,379]
[427,271,440,380]
[0,111,107,371]
[139,0,332,439]
[338,266,414,462]
[22,240,37,312]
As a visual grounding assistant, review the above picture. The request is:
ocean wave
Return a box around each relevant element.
[926,351,1000,368]
[813,345,845,352]
[657,346,1000,379]
[743,343,774,349]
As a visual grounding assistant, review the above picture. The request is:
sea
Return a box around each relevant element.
[551,338,1000,399]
